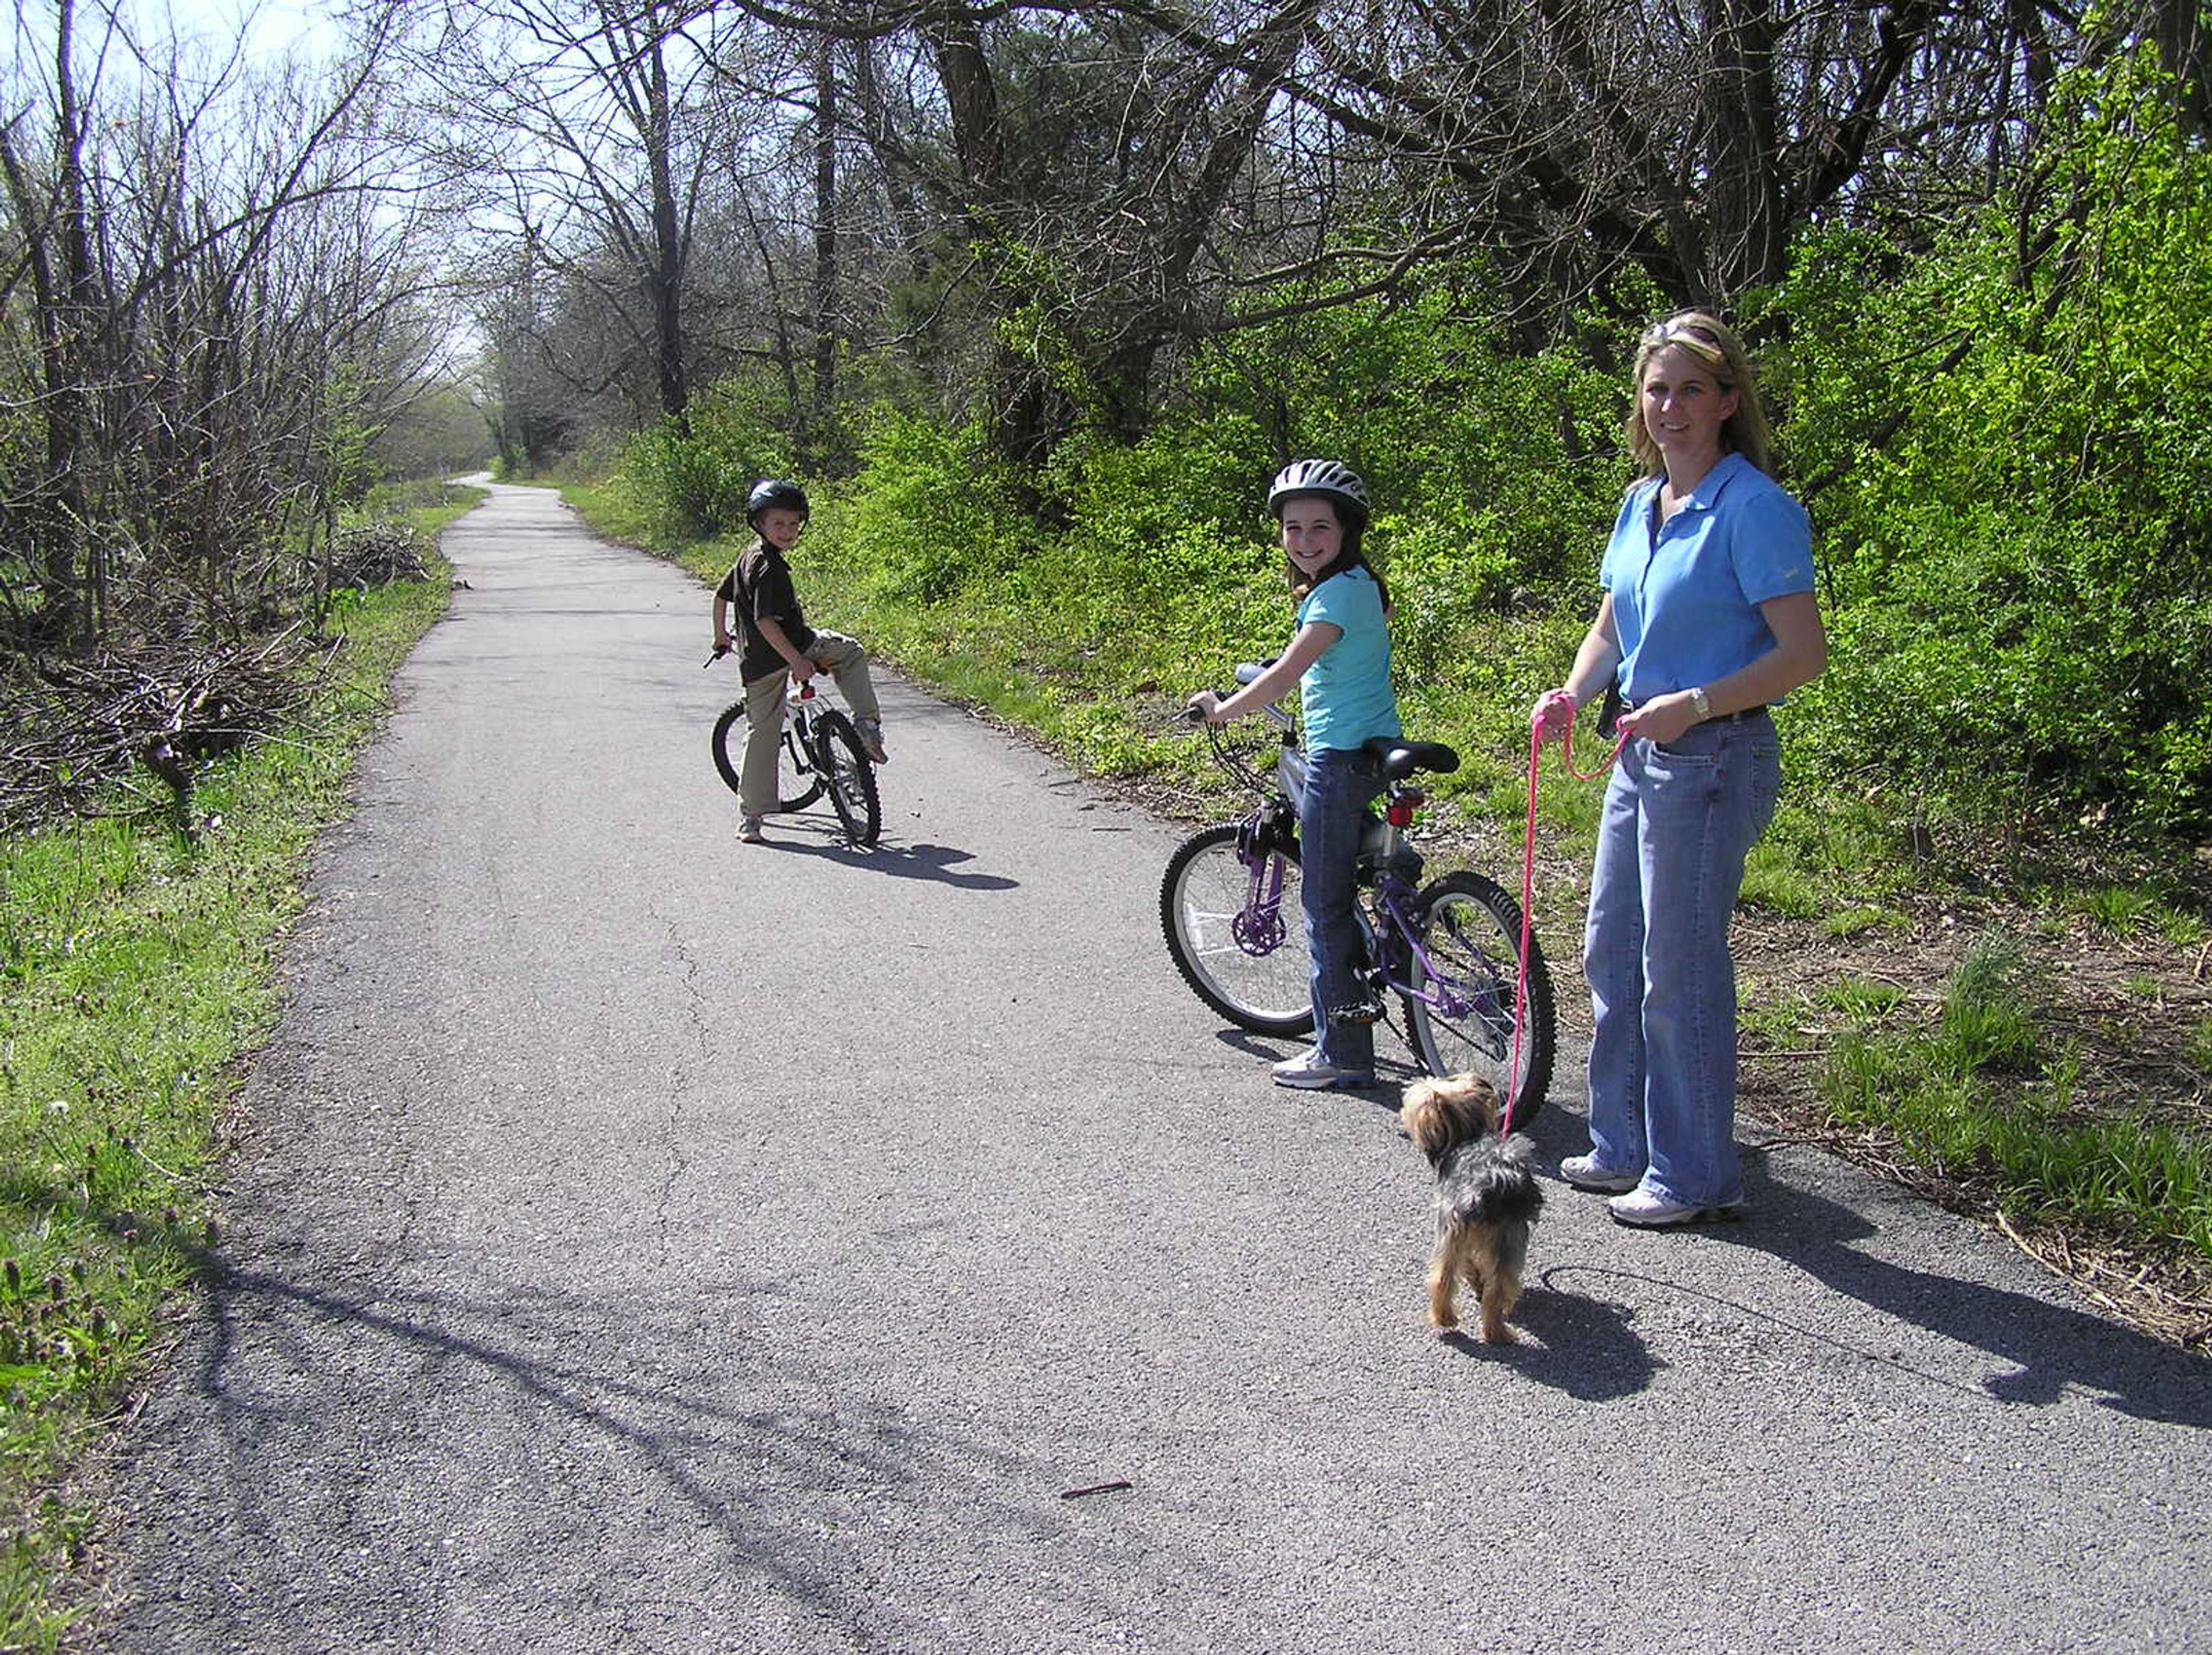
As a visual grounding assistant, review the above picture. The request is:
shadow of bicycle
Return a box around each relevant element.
[764,831,1020,890]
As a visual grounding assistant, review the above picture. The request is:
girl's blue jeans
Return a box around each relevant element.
[1582,713,1781,1207]
[1299,746,1384,1074]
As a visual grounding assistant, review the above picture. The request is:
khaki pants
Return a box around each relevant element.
[740,631,880,816]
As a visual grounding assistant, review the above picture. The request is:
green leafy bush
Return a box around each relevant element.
[1771,46,2212,840]
[616,380,797,541]
[835,413,1031,606]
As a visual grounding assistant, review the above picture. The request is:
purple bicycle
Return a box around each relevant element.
[1162,664,1555,1121]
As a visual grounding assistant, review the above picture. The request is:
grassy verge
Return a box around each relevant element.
[568,481,2211,1342]
[1820,940,2206,1257]
[0,490,473,1649]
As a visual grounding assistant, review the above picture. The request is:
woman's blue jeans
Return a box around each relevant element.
[1582,714,1781,1207]
[1300,747,1384,1074]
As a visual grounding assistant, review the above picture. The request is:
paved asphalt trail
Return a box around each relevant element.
[107,484,2209,1653]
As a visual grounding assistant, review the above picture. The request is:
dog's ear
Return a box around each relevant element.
[1399,1082,1447,1162]
[1462,1075,1501,1134]
[1434,1073,1497,1134]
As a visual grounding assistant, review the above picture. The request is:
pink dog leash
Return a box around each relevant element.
[1505,694,1628,1136]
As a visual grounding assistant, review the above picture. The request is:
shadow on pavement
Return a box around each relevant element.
[1705,1165,2212,1425]
[1457,1288,1664,1402]
[762,834,1019,889]
[131,1254,1179,1648]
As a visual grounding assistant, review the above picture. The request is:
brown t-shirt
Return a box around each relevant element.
[718,540,817,683]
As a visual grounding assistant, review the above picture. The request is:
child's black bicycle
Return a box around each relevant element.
[1164,666,1555,1122]
[704,650,882,847]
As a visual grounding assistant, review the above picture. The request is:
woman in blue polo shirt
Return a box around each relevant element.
[1190,460,1400,1091]
[1532,313,1828,1226]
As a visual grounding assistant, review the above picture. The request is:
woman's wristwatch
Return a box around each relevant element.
[1688,686,1712,720]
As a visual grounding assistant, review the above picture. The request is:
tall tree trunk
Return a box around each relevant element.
[2152,0,2210,137]
[641,20,690,429]
[5,0,99,645]
[810,37,840,464]
[1705,0,1786,298]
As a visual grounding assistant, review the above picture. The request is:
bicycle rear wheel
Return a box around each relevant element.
[1160,823,1315,1038]
[711,701,822,812]
[1401,870,1554,1127]
[812,710,882,846]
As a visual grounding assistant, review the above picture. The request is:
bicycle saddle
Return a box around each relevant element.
[1362,736,1460,779]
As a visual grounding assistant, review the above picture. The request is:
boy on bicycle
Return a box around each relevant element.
[711,478,888,843]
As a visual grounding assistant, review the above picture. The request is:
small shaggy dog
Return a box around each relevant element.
[1400,1073,1544,1343]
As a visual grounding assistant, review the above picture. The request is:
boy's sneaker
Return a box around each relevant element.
[737,815,767,843]
[1271,1047,1376,1090]
[855,716,888,765]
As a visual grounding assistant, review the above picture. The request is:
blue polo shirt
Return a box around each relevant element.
[1600,452,1814,705]
[1297,566,1401,752]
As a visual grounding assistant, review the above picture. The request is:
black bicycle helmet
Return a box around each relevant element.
[746,478,810,526]
[1266,459,1370,529]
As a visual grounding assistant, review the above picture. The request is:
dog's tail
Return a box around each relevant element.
[1446,1133,1546,1228]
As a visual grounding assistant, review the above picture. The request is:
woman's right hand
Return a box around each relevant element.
[1186,690,1225,725]
[1531,688,1578,746]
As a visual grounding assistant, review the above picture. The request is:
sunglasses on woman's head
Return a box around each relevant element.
[1641,319,1728,366]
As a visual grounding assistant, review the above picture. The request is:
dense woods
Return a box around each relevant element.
[5,0,2210,850]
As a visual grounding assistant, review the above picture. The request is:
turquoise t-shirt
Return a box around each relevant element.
[1297,566,1401,752]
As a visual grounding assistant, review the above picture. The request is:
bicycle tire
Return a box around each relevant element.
[812,710,882,846]
[710,700,821,812]
[1400,869,1554,1127]
[1160,823,1315,1038]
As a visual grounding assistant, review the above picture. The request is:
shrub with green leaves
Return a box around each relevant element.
[1770,44,2212,840]
[616,380,798,541]
[835,413,1031,606]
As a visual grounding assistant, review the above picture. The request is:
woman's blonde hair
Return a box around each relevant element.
[1623,310,1777,478]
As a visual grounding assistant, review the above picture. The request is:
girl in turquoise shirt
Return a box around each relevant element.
[1190,460,1401,1090]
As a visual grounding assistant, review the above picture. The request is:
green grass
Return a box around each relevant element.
[1818,934,2212,1264]
[2187,1017,2212,1075]
[1740,842,1827,919]
[0,510,461,1649]
[1819,976,1908,1019]
[2077,884,2157,937]
[1822,904,1907,938]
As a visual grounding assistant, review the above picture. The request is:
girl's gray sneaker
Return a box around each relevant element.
[1270,1047,1376,1090]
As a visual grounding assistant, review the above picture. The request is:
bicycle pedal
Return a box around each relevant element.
[1330,999,1387,1026]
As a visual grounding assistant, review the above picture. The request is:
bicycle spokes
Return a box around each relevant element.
[1419,906,1513,1052]
[1229,853,1291,955]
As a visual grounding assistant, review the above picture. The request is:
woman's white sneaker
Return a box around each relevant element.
[1559,1154,1640,1194]
[1607,1189,1746,1227]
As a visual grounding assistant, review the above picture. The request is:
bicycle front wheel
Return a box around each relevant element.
[1401,870,1554,1126]
[812,710,882,846]
[1160,823,1315,1038]
[710,701,822,812]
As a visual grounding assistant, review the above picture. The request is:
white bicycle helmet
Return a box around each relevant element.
[1267,459,1370,529]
